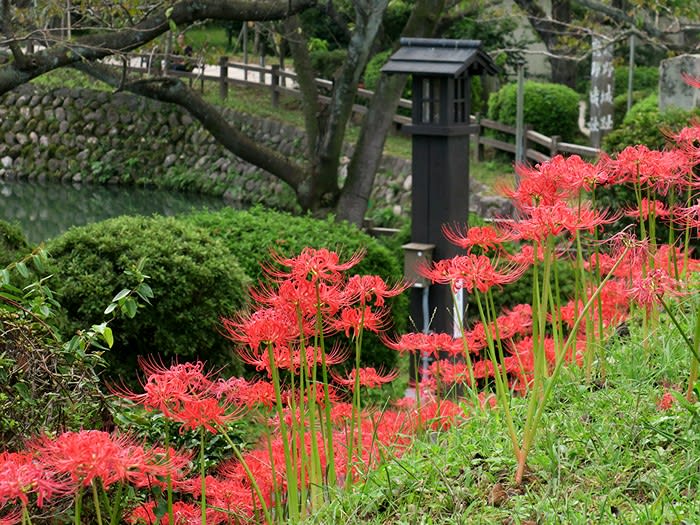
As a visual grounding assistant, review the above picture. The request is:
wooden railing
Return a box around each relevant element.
[126,53,600,163]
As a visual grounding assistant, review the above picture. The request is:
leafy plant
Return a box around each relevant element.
[487,81,581,142]
[45,215,250,382]
[184,207,407,371]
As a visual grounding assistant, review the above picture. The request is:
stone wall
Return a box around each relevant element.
[0,85,505,221]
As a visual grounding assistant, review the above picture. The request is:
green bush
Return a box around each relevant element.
[487,81,581,142]
[603,93,700,153]
[612,90,649,128]
[310,48,348,81]
[614,66,659,97]
[363,50,391,91]
[46,215,250,380]
[0,220,30,267]
[184,207,407,371]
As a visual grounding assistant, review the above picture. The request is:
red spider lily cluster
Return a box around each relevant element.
[3,80,700,525]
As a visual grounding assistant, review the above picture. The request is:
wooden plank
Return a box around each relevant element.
[479,136,516,153]
[557,142,601,157]
[526,148,550,163]
[480,118,516,134]
[526,129,552,148]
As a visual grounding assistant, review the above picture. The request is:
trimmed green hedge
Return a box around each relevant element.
[487,81,580,142]
[184,207,407,370]
[46,215,250,379]
[603,93,700,153]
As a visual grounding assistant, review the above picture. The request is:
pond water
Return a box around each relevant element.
[0,180,228,244]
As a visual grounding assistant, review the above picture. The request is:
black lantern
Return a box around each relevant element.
[382,38,498,342]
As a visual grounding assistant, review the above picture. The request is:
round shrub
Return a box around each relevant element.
[603,93,700,153]
[487,81,580,142]
[184,207,407,371]
[46,215,250,379]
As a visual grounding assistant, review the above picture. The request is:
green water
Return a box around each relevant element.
[0,180,227,244]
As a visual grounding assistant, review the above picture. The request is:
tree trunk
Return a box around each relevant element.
[336,0,446,226]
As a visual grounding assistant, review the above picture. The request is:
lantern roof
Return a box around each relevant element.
[381,38,499,77]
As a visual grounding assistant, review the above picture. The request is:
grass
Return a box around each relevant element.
[308,302,700,524]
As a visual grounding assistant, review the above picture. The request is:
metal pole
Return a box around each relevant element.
[627,34,636,113]
[515,59,525,165]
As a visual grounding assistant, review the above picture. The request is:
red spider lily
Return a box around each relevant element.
[127,446,193,491]
[114,359,244,433]
[653,244,700,277]
[506,201,615,241]
[128,500,226,525]
[222,307,300,351]
[603,146,688,194]
[330,367,399,389]
[559,281,629,333]
[682,72,700,89]
[415,399,465,431]
[32,431,162,490]
[657,390,677,411]
[627,268,684,309]
[265,247,365,285]
[187,475,260,520]
[213,377,277,409]
[343,274,408,307]
[665,123,700,161]
[429,359,472,385]
[498,159,571,208]
[238,343,349,378]
[250,278,348,320]
[419,254,527,293]
[441,223,512,253]
[624,198,671,220]
[0,509,21,525]
[0,451,67,508]
[507,243,545,266]
[673,200,700,233]
[382,332,473,357]
[331,305,388,337]
[557,155,610,192]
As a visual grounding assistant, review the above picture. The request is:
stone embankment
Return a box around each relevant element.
[0,84,508,220]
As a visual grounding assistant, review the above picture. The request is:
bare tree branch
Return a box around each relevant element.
[0,0,316,95]
[72,61,307,192]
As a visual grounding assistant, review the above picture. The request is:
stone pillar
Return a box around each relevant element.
[659,54,700,111]
[589,36,615,149]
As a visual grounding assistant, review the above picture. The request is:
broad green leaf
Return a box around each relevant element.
[102,327,114,348]
[112,288,130,302]
[123,297,137,318]
[104,302,118,315]
[16,262,29,278]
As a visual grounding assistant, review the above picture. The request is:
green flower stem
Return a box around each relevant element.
[74,486,83,525]
[315,284,337,489]
[200,427,207,525]
[265,342,298,521]
[449,287,479,409]
[658,296,700,367]
[345,312,365,492]
[91,481,104,525]
[475,291,520,460]
[516,244,630,484]
[217,430,272,524]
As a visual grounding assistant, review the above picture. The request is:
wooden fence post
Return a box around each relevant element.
[550,135,560,158]
[271,65,280,108]
[522,124,532,163]
[219,56,229,100]
[474,113,485,162]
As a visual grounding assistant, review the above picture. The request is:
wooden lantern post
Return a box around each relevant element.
[382,39,498,383]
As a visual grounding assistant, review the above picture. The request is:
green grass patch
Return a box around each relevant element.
[309,308,700,524]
